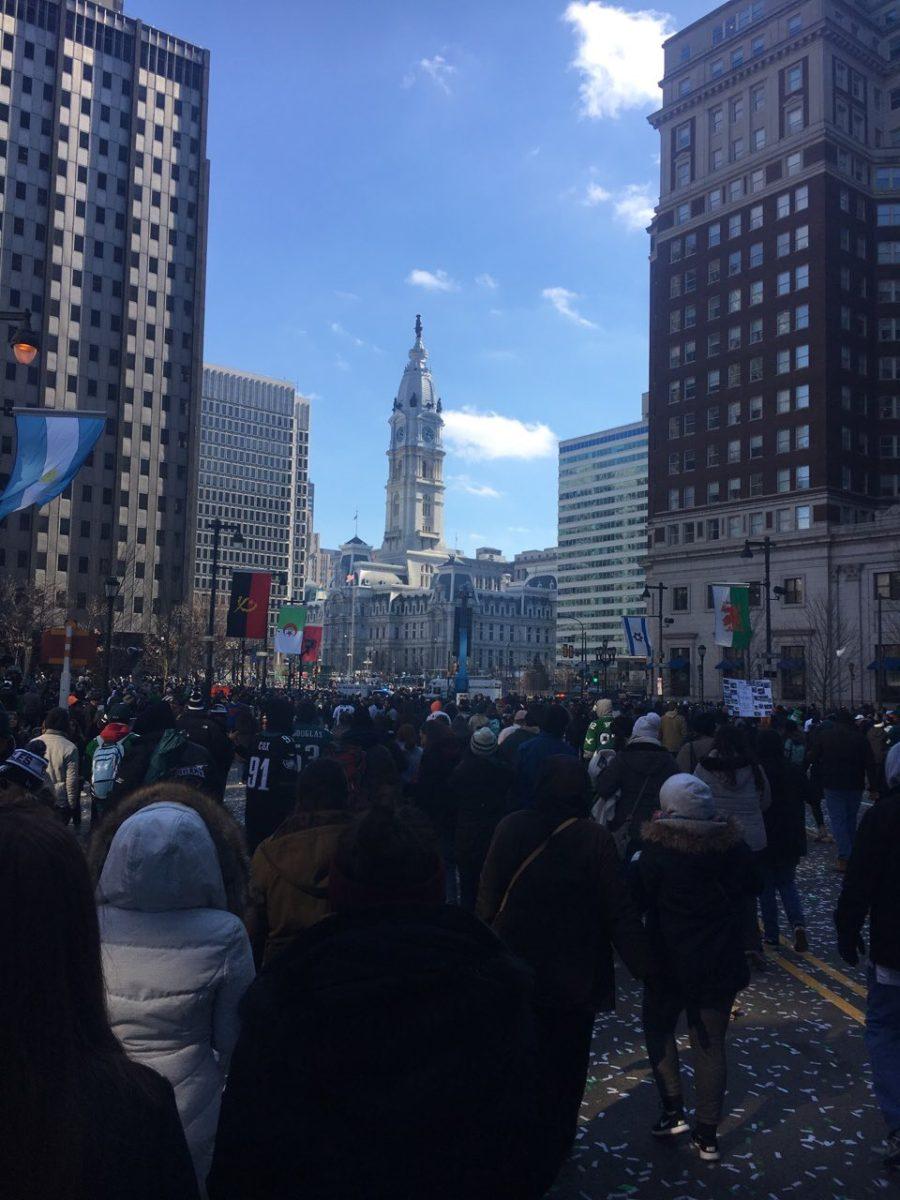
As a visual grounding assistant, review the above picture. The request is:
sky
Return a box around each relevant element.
[139,0,711,556]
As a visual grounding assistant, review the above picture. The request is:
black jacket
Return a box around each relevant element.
[451,752,514,877]
[759,756,808,867]
[477,805,653,1011]
[177,714,234,797]
[594,740,679,845]
[112,730,216,806]
[635,817,762,1003]
[835,789,900,970]
[206,905,542,1200]
[807,721,876,792]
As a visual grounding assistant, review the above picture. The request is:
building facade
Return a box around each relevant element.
[193,364,310,642]
[0,0,209,634]
[307,317,557,684]
[557,417,648,663]
[646,0,900,703]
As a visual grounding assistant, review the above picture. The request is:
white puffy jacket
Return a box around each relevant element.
[97,801,255,1185]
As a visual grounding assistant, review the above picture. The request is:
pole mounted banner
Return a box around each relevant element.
[0,410,104,522]
[226,572,272,639]
[274,604,307,655]
[712,583,752,649]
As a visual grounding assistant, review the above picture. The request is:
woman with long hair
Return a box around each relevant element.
[90,783,255,1185]
[0,802,198,1200]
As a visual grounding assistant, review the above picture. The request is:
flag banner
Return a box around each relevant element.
[274,604,307,655]
[622,616,653,659]
[300,625,323,663]
[713,584,752,649]
[226,572,271,639]
[0,410,104,522]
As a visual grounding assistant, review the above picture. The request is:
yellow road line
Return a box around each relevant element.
[768,950,865,1025]
[777,938,868,999]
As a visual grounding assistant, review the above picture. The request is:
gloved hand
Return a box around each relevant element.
[837,931,865,967]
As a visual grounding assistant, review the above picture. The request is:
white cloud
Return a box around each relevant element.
[475,272,498,290]
[541,286,598,329]
[335,355,351,372]
[443,407,557,462]
[564,1,674,119]
[403,53,456,93]
[449,473,503,499]
[406,267,459,292]
[583,180,655,230]
[330,321,383,353]
[334,289,359,302]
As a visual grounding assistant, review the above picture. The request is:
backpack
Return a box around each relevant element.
[91,738,126,801]
[143,728,191,786]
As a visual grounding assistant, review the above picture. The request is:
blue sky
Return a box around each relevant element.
[140,0,710,555]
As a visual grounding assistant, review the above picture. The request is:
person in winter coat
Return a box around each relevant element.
[835,741,900,1170]
[675,711,716,773]
[594,713,679,856]
[40,706,81,824]
[246,759,353,967]
[1,802,199,1200]
[450,726,514,910]
[177,693,235,801]
[660,702,687,754]
[807,709,878,870]
[515,704,578,808]
[207,806,544,1200]
[693,723,770,962]
[85,707,139,824]
[91,785,256,1184]
[478,755,654,1183]
[756,729,809,952]
[499,705,541,766]
[415,716,464,901]
[112,701,217,807]
[635,774,761,1163]
[582,698,614,760]
[244,700,301,856]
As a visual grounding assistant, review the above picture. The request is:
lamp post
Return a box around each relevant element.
[102,576,120,700]
[562,617,587,699]
[0,308,41,415]
[598,638,617,694]
[205,519,244,701]
[697,643,707,703]
[741,537,775,670]
[848,659,856,710]
[642,583,672,699]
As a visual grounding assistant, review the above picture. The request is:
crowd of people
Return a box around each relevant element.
[1,669,899,1197]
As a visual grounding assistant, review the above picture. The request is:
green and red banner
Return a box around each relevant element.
[300,625,323,663]
[226,571,271,639]
[712,584,752,650]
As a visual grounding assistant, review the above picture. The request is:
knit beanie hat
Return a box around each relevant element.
[0,745,49,792]
[658,773,717,823]
[468,713,489,733]
[631,712,661,741]
[470,727,498,757]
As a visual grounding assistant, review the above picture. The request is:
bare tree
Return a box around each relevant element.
[0,579,65,671]
[805,594,855,711]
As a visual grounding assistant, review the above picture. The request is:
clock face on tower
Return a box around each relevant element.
[395,427,405,444]
[422,427,435,444]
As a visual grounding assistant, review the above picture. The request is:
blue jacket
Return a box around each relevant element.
[515,733,578,807]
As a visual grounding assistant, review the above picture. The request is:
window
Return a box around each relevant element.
[749,356,763,381]
[777,467,791,492]
[668,487,680,511]
[728,515,743,538]
[777,232,791,257]
[750,473,763,497]
[795,383,809,408]
[750,394,763,419]
[786,151,802,175]
[795,464,810,488]
[728,288,742,313]
[708,331,721,356]
[708,221,721,247]
[750,318,763,344]
[672,586,689,611]
[750,204,763,230]
[795,505,811,529]
[749,242,763,267]
[776,507,793,532]
[783,577,804,605]
[728,325,742,351]
[875,571,900,600]
[708,368,721,392]
[795,344,810,369]
[751,168,765,193]
[710,106,723,134]
[777,349,791,373]
[670,310,682,333]
[708,295,721,320]
[785,106,804,134]
[751,83,765,112]
[795,303,809,329]
[728,214,742,239]
[709,258,721,283]
[708,481,721,503]
[728,250,742,276]
[877,203,900,225]
[795,263,809,289]
[750,433,763,457]
[750,280,764,305]
[777,192,791,219]
[777,270,791,295]
[707,444,720,466]
[731,97,744,123]
[777,428,790,453]
[777,309,791,336]
[877,241,900,264]
[728,400,741,424]
[707,406,721,429]
[728,437,741,462]
[732,137,745,161]
[786,63,803,94]
[795,424,810,449]
[676,122,692,149]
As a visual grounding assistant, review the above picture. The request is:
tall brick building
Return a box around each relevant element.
[646,0,900,704]
[0,0,209,635]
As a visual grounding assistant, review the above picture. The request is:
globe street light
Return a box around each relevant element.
[3,308,40,367]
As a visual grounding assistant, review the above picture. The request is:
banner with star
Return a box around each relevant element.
[0,410,104,523]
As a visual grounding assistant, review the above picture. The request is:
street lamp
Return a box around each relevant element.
[3,308,40,367]
[697,643,707,704]
[205,519,244,701]
[642,582,671,698]
[562,617,588,698]
[598,639,617,693]
[741,537,776,670]
[102,576,121,699]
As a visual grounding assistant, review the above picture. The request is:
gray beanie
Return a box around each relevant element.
[470,727,498,757]
[658,773,717,823]
[631,712,661,742]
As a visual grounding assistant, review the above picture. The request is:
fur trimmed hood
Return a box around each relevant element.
[640,815,745,854]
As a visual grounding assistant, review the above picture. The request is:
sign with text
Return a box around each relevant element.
[723,677,773,718]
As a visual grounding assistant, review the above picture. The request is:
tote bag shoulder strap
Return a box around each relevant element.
[495,817,579,918]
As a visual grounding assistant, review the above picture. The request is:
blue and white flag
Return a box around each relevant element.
[622,615,653,660]
[0,410,104,522]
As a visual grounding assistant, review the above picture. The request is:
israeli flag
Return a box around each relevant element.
[0,410,104,522]
[622,615,653,660]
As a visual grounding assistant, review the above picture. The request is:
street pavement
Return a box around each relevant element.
[222,777,891,1196]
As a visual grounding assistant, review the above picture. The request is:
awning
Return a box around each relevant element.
[867,657,900,670]
[715,659,743,670]
[668,656,690,669]
[777,657,805,670]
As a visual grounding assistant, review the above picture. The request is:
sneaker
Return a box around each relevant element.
[691,1130,720,1162]
[885,1129,900,1169]
[652,1109,689,1138]
[794,926,809,953]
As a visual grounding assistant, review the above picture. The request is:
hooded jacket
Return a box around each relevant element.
[248,809,353,966]
[693,754,772,852]
[636,817,761,1002]
[206,906,543,1200]
[594,738,679,846]
[96,802,256,1182]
